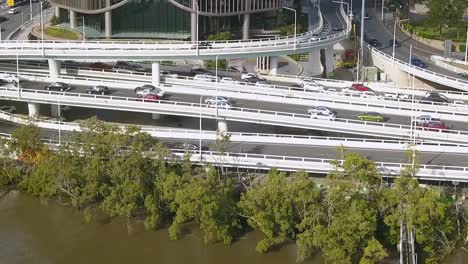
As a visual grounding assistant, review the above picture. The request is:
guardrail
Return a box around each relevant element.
[5,66,468,123]
[365,44,468,91]
[2,86,468,143]
[3,110,468,153]
[0,129,465,182]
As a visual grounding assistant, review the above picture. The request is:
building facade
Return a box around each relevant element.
[48,0,287,39]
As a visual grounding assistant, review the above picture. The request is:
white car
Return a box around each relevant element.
[204,96,230,105]
[451,100,465,106]
[136,88,164,98]
[208,101,232,109]
[8,8,18,14]
[255,81,270,88]
[0,105,16,113]
[414,115,441,126]
[220,77,240,84]
[241,72,265,81]
[303,82,326,92]
[384,92,411,100]
[161,71,179,78]
[341,87,362,96]
[0,73,19,84]
[310,112,336,121]
[297,78,313,87]
[326,88,339,95]
[308,106,334,115]
[360,91,383,99]
[194,74,219,82]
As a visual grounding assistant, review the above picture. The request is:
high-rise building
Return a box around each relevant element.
[47,0,288,39]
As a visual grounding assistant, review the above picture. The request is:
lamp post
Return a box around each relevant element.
[199,91,208,163]
[392,18,409,59]
[0,23,2,41]
[77,16,86,41]
[381,0,384,21]
[359,0,365,75]
[465,26,467,66]
[282,6,296,50]
[40,2,44,41]
[30,0,33,21]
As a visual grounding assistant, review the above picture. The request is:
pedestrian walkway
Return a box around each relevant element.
[11,8,53,40]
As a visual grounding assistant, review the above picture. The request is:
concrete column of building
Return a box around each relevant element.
[54,6,60,19]
[48,59,61,81]
[69,10,77,29]
[104,0,112,38]
[270,56,278,75]
[325,46,334,77]
[191,0,198,42]
[243,14,250,40]
[308,48,324,76]
[217,119,228,135]
[152,62,160,86]
[28,103,40,117]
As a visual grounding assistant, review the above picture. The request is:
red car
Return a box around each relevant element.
[418,121,449,132]
[89,62,113,70]
[351,83,371,91]
[139,93,159,102]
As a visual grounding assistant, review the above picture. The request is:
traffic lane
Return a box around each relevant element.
[0,120,464,167]
[0,5,34,37]
[16,80,468,131]
[161,138,468,167]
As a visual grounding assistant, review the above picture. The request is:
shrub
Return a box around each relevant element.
[50,16,58,26]
[459,44,467,53]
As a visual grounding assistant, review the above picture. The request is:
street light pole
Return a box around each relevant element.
[40,2,44,41]
[381,0,384,21]
[78,16,85,41]
[409,44,412,64]
[359,0,365,70]
[465,26,468,66]
[392,18,409,59]
[282,7,296,51]
[30,0,33,21]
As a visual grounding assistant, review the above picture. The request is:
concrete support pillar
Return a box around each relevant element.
[54,6,60,19]
[270,56,278,76]
[69,10,77,29]
[48,59,61,81]
[308,48,324,76]
[325,46,334,77]
[191,0,198,42]
[243,14,250,40]
[217,120,228,135]
[28,103,39,117]
[151,113,160,120]
[104,0,112,38]
[51,105,61,117]
[152,62,160,86]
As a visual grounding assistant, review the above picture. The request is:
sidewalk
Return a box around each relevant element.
[10,8,53,40]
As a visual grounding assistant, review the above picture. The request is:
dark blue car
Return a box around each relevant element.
[410,58,428,68]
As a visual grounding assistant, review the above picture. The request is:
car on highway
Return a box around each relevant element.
[332,24,343,31]
[358,112,385,122]
[161,71,179,78]
[351,83,371,91]
[45,82,70,92]
[0,105,16,114]
[0,73,19,84]
[241,72,265,81]
[360,91,383,99]
[220,77,240,84]
[134,84,165,97]
[342,87,362,96]
[368,39,382,47]
[193,42,212,49]
[389,39,401,47]
[414,115,441,126]
[384,92,411,100]
[208,101,232,109]
[417,121,449,132]
[89,62,113,70]
[138,93,160,102]
[451,100,465,106]
[175,143,200,151]
[255,81,272,88]
[308,106,334,116]
[63,60,80,68]
[8,8,18,14]
[458,72,468,79]
[410,58,428,68]
[204,96,230,105]
[310,112,336,121]
[86,85,110,95]
[326,88,339,95]
[364,12,371,19]
[421,92,449,104]
[194,74,219,82]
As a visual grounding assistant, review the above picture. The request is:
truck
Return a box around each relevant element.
[7,0,26,8]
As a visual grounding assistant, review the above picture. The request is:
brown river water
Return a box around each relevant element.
[1,191,467,264]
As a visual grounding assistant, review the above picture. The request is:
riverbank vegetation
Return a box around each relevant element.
[1,120,468,263]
